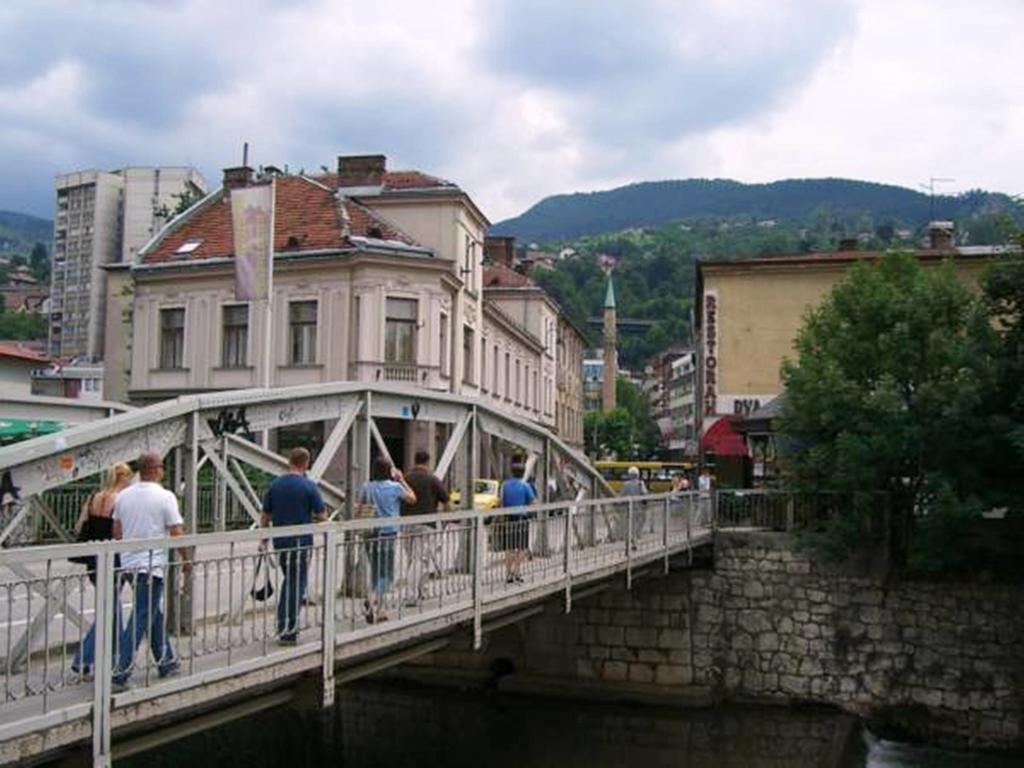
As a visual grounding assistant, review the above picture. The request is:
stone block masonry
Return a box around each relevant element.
[414,532,1024,750]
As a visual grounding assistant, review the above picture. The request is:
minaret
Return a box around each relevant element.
[602,275,617,411]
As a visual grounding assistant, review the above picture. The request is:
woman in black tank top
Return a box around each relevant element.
[71,463,133,678]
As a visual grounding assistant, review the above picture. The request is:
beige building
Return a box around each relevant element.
[695,233,1016,466]
[109,156,581,468]
[556,313,586,448]
[49,166,208,360]
[482,262,586,447]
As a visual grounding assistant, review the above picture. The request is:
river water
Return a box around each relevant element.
[115,681,1017,768]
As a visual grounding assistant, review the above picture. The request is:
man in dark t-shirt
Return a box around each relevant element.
[260,447,326,644]
[401,450,450,604]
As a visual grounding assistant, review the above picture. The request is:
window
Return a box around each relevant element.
[439,312,449,376]
[159,307,185,369]
[385,297,418,364]
[463,235,475,283]
[524,364,531,408]
[534,371,540,412]
[289,300,317,365]
[221,304,248,367]
[481,336,488,392]
[493,345,500,395]
[504,352,510,400]
[463,327,474,384]
[515,359,521,404]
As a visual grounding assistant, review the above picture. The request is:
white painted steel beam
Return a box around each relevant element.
[434,410,474,481]
[309,399,361,480]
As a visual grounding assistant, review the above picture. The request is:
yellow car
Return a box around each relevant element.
[473,479,501,510]
[448,479,501,510]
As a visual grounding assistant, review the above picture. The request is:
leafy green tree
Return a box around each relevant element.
[583,378,661,459]
[0,309,47,340]
[584,408,633,458]
[29,242,49,283]
[779,252,995,568]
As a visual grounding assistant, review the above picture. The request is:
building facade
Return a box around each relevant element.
[109,155,583,467]
[49,167,208,360]
[694,231,1017,477]
[665,350,696,459]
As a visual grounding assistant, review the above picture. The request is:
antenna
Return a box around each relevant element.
[918,176,955,220]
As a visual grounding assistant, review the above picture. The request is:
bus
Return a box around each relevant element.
[595,461,695,493]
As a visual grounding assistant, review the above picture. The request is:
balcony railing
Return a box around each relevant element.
[348,361,441,387]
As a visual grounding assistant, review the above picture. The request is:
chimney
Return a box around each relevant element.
[222,166,253,190]
[837,237,858,252]
[484,236,516,268]
[928,220,955,250]
[336,155,386,188]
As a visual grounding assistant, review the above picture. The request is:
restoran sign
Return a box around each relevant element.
[703,290,718,417]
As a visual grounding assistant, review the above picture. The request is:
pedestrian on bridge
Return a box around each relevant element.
[620,466,649,546]
[360,457,416,623]
[70,462,132,679]
[112,453,190,688]
[400,450,450,606]
[497,463,535,584]
[260,447,327,646]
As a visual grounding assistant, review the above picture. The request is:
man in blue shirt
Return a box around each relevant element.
[260,447,326,645]
[499,462,536,584]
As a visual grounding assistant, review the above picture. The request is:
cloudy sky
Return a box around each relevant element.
[2,0,1022,222]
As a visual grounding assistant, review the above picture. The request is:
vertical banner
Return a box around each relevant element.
[703,289,719,420]
[231,184,274,301]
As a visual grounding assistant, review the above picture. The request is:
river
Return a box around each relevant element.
[110,680,1017,768]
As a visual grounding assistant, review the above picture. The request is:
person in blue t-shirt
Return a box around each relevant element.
[260,447,326,645]
[498,462,536,584]
[359,456,416,623]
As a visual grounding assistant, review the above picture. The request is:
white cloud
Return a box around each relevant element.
[0,0,1021,223]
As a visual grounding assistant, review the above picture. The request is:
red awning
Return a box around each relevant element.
[701,416,748,457]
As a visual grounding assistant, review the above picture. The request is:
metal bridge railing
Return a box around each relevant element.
[715,489,888,534]
[0,491,708,763]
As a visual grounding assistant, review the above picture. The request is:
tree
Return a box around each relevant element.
[0,309,47,340]
[584,408,633,459]
[779,252,996,568]
[29,242,49,283]
[153,186,206,221]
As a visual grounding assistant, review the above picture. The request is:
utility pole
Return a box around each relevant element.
[919,176,955,221]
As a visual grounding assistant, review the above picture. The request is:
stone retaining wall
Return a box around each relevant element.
[415,532,1024,749]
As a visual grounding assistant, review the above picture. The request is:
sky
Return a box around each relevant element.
[1,0,1022,223]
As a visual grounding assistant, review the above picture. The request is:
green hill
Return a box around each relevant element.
[492,178,1016,242]
[0,210,52,254]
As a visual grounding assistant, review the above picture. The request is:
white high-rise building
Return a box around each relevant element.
[49,167,208,360]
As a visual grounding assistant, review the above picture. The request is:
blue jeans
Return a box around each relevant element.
[367,532,396,596]
[114,573,177,683]
[73,573,122,673]
[276,547,309,641]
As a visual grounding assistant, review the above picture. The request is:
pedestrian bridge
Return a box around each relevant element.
[0,382,715,766]
[0,493,711,767]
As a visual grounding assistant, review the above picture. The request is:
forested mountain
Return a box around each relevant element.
[527,211,1019,369]
[0,210,52,254]
[493,178,1016,242]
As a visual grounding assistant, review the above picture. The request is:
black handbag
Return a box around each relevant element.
[69,495,99,566]
[251,551,275,602]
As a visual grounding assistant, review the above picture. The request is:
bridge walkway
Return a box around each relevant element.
[0,493,710,766]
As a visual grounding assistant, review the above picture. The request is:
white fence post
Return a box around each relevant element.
[91,548,113,768]
[321,528,337,707]
[472,515,484,650]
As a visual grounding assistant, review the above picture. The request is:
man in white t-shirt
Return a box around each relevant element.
[112,452,189,686]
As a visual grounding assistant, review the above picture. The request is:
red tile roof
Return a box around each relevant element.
[316,170,458,192]
[483,264,535,288]
[144,176,420,264]
[0,342,50,364]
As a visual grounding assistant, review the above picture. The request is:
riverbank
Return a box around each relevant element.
[407,531,1024,751]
